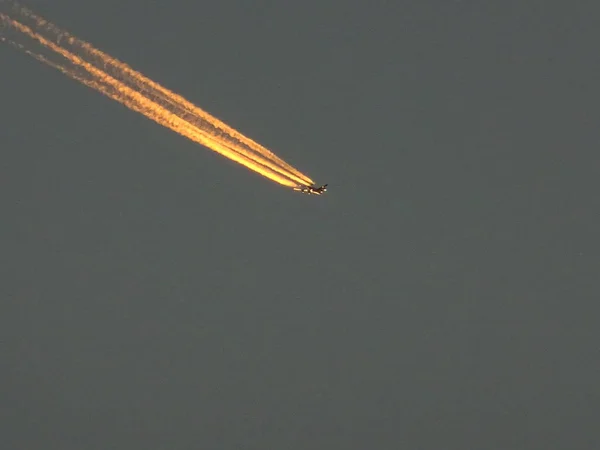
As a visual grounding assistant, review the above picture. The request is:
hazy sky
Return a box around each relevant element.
[2,1,599,449]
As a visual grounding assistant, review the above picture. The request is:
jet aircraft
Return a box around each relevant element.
[294,184,328,195]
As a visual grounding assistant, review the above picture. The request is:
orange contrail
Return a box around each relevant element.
[0,3,314,188]
[0,19,298,187]
[1,15,299,187]
[13,4,314,186]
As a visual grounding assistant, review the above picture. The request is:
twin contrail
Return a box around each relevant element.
[0,1,315,189]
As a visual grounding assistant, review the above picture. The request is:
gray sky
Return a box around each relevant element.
[2,1,599,449]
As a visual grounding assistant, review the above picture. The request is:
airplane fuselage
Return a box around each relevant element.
[294,184,328,195]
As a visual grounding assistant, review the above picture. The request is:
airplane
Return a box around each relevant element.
[294,184,328,195]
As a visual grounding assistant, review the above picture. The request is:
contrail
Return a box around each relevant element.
[0,1,314,188]
[2,37,299,187]
[14,6,313,185]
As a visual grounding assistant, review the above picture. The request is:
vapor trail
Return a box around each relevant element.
[13,5,313,186]
[0,2,314,188]
[3,37,298,187]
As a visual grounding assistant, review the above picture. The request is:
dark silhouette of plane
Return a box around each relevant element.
[294,184,328,195]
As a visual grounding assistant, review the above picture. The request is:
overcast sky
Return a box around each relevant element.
[2,1,599,449]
